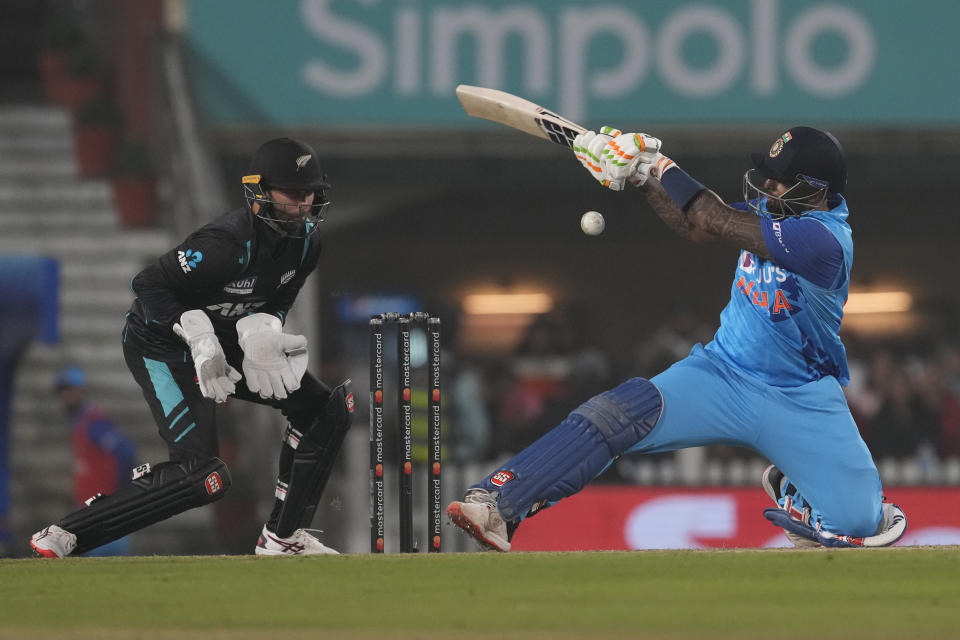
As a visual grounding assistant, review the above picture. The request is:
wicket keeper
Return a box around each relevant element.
[32,138,352,557]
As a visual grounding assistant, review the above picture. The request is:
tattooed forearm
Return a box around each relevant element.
[639,182,771,257]
[638,180,702,242]
[686,192,771,258]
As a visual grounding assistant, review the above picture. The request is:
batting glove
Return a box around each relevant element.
[599,132,668,187]
[173,309,242,404]
[573,126,625,191]
[236,313,308,400]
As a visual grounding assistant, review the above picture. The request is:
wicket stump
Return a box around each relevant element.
[369,312,441,553]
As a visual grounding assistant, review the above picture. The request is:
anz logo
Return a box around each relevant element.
[206,300,266,318]
[177,249,203,273]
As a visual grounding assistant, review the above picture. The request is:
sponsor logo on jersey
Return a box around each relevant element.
[771,222,790,253]
[490,470,514,487]
[205,472,224,495]
[280,270,296,285]
[206,300,266,317]
[736,276,793,314]
[739,251,757,274]
[223,276,257,294]
[177,249,203,273]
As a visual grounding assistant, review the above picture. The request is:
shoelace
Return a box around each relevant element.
[294,528,328,546]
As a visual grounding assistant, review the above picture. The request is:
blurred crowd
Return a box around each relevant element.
[444,309,960,468]
[845,339,960,463]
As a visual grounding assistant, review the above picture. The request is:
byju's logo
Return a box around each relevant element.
[738,251,757,274]
[178,249,203,273]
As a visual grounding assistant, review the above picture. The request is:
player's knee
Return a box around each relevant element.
[322,380,354,431]
[290,381,354,440]
[178,457,232,504]
[572,378,663,456]
[301,381,354,445]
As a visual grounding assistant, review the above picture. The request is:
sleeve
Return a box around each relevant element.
[259,238,322,325]
[760,217,844,288]
[87,419,136,487]
[132,227,247,328]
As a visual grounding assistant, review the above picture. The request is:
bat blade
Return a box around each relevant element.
[455,84,586,149]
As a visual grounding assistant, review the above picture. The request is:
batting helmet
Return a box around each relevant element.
[750,126,847,194]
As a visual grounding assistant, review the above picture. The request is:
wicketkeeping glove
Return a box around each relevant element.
[235,313,308,400]
[173,309,242,404]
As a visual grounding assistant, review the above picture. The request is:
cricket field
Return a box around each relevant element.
[1,546,958,639]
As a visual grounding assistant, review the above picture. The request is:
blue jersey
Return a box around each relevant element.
[704,196,853,387]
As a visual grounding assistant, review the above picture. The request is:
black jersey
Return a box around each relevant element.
[125,208,322,358]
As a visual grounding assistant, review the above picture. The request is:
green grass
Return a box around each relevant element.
[2,548,958,639]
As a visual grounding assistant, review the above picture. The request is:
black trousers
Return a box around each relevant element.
[122,336,331,465]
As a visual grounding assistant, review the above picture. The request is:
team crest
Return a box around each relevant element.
[769,131,793,157]
[295,154,311,170]
[280,270,296,285]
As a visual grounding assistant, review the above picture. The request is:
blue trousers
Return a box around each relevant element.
[630,345,882,536]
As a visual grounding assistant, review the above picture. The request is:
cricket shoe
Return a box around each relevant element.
[30,525,77,558]
[446,489,512,552]
[254,525,339,556]
[874,502,908,545]
[760,464,818,548]
[817,502,908,548]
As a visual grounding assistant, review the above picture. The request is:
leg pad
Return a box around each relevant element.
[275,380,354,536]
[61,458,230,554]
[479,378,662,521]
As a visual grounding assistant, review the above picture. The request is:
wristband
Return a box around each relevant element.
[659,162,707,211]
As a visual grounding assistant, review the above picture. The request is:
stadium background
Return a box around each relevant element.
[0,0,958,557]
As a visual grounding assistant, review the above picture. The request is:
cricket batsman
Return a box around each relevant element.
[448,126,907,550]
[32,138,353,557]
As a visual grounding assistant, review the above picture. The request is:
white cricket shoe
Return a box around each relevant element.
[826,502,907,548]
[30,525,77,558]
[254,525,339,556]
[874,502,907,545]
[447,491,511,552]
[760,464,818,548]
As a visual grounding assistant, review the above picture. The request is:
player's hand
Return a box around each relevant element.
[235,313,308,400]
[599,132,666,187]
[573,126,625,191]
[173,309,242,404]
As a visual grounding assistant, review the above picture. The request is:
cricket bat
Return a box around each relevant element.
[455,84,586,149]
